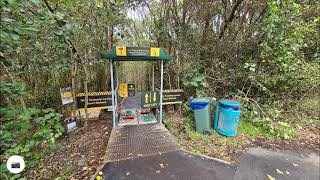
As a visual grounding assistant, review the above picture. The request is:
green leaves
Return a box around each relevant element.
[182,63,209,97]
[244,63,256,73]
[53,27,64,36]
[31,0,40,4]
[0,84,65,178]
[261,0,306,73]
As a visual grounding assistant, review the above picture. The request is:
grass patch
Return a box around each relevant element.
[190,146,209,154]
[238,121,270,137]
[211,131,243,147]
[188,131,211,143]
[55,165,74,179]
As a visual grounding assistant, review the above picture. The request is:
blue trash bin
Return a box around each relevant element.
[214,99,240,136]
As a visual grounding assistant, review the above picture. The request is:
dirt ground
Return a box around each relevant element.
[26,110,112,180]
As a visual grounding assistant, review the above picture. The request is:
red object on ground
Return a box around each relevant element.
[122,115,135,121]
[140,111,151,115]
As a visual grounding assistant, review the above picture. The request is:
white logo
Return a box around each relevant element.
[6,155,25,174]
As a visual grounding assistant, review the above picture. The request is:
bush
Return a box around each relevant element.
[0,81,64,178]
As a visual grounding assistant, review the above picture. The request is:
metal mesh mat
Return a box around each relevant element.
[101,150,236,180]
[121,92,141,109]
[106,123,180,162]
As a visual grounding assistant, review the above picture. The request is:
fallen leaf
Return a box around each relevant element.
[285,171,290,175]
[137,154,143,157]
[276,169,284,174]
[128,153,133,156]
[160,163,164,168]
[126,171,130,176]
[82,166,88,171]
[293,163,299,167]
[90,159,96,164]
[156,170,160,174]
[267,174,276,180]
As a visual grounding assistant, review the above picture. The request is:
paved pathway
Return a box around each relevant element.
[100,124,319,180]
[234,147,320,180]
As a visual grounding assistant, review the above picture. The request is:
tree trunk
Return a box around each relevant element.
[82,61,89,127]
[71,56,77,116]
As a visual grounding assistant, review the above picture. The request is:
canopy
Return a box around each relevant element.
[101,46,172,61]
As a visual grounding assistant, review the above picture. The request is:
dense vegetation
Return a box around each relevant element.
[1,0,319,178]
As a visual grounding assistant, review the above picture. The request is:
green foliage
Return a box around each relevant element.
[188,131,211,144]
[164,118,175,131]
[182,63,209,97]
[261,0,304,73]
[240,106,297,139]
[181,116,195,133]
[0,81,64,178]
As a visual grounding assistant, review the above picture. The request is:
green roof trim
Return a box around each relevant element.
[101,46,172,61]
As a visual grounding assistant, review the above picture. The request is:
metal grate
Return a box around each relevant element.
[106,123,180,162]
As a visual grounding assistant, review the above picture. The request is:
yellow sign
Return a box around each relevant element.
[60,87,73,105]
[116,45,127,56]
[63,92,72,99]
[150,47,160,57]
[119,83,128,97]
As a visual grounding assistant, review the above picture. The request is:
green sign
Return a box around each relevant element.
[141,91,160,108]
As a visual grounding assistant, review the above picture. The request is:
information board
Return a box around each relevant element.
[162,89,184,105]
[76,92,112,110]
[141,89,184,108]
[119,83,128,97]
[141,91,160,108]
[60,87,73,105]
[128,84,135,97]
[115,46,160,57]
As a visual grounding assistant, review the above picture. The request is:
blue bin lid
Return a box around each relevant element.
[189,97,212,110]
[218,99,240,107]
[189,97,212,104]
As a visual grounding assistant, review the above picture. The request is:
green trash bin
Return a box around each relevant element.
[189,97,212,135]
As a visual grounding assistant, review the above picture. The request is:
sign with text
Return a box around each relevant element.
[127,47,150,56]
[76,92,112,110]
[115,46,161,58]
[60,87,73,105]
[162,89,184,105]
[141,89,184,108]
[128,84,135,97]
[119,83,128,97]
[141,91,160,108]
[64,117,77,133]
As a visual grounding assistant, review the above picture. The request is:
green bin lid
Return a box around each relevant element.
[218,99,240,107]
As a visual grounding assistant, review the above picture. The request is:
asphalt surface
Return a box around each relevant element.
[234,147,320,180]
[101,150,236,180]
[101,118,319,180]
